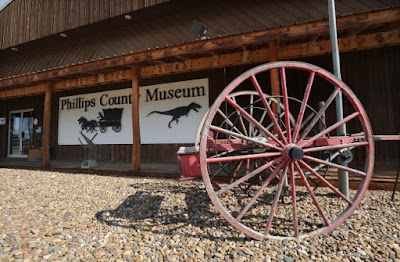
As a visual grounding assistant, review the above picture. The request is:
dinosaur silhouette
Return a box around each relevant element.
[147,102,202,128]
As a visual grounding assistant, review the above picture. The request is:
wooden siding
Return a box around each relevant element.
[1,0,399,80]
[340,47,400,166]
[0,0,171,50]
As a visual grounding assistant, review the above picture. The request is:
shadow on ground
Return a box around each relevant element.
[95,183,249,241]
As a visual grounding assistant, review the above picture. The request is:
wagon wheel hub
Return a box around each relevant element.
[285,145,304,161]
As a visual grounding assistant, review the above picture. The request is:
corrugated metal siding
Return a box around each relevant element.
[0,0,398,80]
[0,0,171,50]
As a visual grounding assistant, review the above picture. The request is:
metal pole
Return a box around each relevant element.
[328,0,349,197]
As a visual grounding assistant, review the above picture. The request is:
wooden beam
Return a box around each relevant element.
[0,8,398,88]
[0,30,399,100]
[142,30,400,77]
[42,84,52,168]
[141,49,273,78]
[279,30,400,59]
[131,67,141,173]
[0,84,47,99]
[53,70,133,91]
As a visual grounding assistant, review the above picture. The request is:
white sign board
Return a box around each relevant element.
[140,78,208,144]
[58,88,133,145]
[58,79,209,145]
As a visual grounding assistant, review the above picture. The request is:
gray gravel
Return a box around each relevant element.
[0,168,399,261]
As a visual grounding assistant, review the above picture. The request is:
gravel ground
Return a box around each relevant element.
[0,168,399,261]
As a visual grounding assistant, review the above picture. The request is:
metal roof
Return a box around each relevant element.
[0,0,172,49]
[0,0,399,80]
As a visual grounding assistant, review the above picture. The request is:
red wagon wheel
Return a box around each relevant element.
[199,61,374,240]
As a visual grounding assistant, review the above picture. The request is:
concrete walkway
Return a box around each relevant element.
[0,158,181,178]
[0,158,399,192]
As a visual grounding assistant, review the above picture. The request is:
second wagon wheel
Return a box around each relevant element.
[195,90,299,191]
[199,61,374,240]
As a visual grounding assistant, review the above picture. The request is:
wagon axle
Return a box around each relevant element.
[286,145,304,161]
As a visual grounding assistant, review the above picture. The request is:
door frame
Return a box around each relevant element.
[8,108,34,158]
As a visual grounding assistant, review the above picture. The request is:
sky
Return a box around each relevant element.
[0,0,12,11]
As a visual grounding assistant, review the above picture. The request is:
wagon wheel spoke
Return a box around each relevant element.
[208,148,252,180]
[252,110,269,137]
[253,110,286,138]
[231,160,245,181]
[235,159,255,192]
[217,157,283,196]
[280,68,292,143]
[236,160,287,221]
[210,125,282,151]
[293,72,315,142]
[231,93,262,137]
[225,96,285,147]
[299,160,354,205]
[294,162,330,226]
[207,150,236,159]
[289,163,300,236]
[303,155,366,177]
[231,96,249,137]
[297,88,340,143]
[217,109,245,135]
[299,112,360,148]
[249,93,255,137]
[206,151,281,163]
[265,163,289,236]
[303,141,369,153]
[210,159,241,180]
[250,75,288,144]
[227,160,247,184]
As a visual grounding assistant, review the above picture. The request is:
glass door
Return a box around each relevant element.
[8,110,34,157]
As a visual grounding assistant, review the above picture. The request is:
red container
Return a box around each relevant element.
[177,146,201,180]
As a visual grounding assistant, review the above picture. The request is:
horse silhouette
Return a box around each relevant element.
[147,102,202,128]
[78,116,98,133]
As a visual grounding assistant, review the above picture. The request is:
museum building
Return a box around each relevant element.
[0,0,399,172]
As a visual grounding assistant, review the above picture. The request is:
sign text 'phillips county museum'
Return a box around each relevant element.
[58,78,209,145]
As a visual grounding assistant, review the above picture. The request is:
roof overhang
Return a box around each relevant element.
[0,7,399,94]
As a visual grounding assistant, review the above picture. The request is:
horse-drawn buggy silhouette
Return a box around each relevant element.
[98,108,123,133]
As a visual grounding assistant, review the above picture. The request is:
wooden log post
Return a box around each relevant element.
[42,83,52,168]
[131,67,141,172]
[269,42,280,133]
